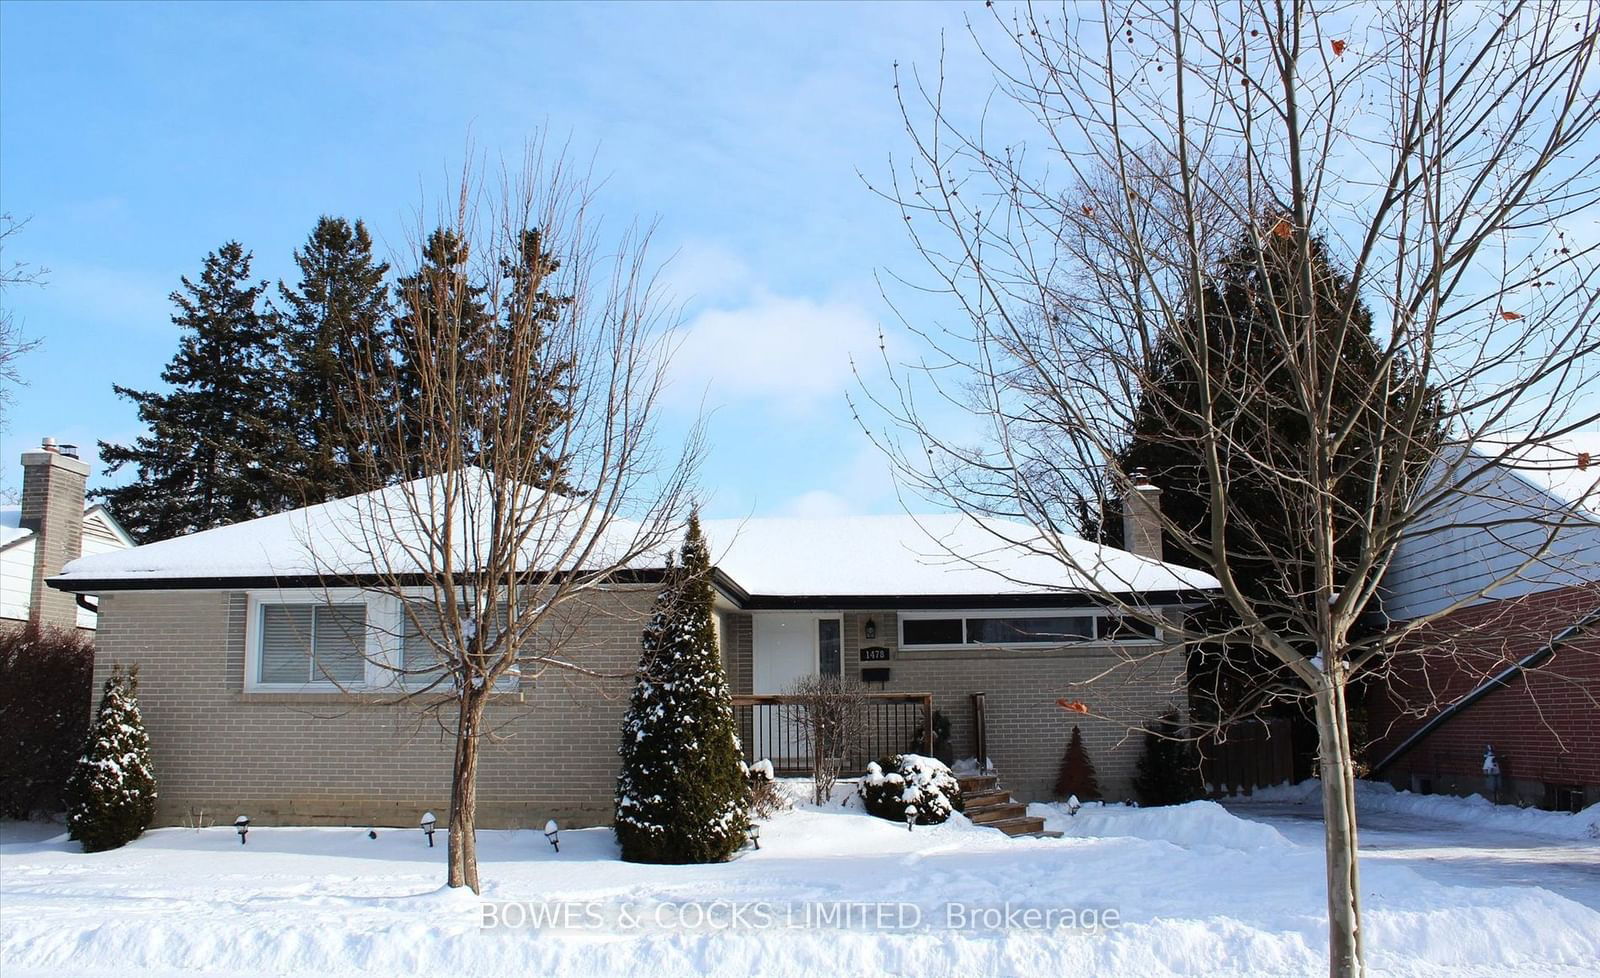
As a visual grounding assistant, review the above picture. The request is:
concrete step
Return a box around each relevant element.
[966,801,1028,824]
[985,815,1047,837]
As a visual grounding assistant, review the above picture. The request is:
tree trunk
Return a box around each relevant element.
[1313,673,1365,978]
[447,688,487,893]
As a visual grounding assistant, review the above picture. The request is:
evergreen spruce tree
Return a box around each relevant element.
[275,216,392,503]
[64,665,157,852]
[1132,712,1205,807]
[497,227,576,490]
[615,514,749,864]
[389,228,493,478]
[1107,228,1442,752]
[1053,725,1101,801]
[98,243,281,542]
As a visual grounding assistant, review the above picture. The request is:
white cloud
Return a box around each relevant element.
[667,291,885,415]
[661,239,753,306]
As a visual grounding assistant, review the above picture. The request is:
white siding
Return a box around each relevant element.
[76,510,132,628]
[1,537,34,622]
[1381,451,1600,622]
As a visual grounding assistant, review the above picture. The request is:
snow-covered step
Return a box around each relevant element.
[964,788,1011,809]
[985,815,1050,837]
[967,801,1028,825]
[957,774,999,794]
[958,775,1048,836]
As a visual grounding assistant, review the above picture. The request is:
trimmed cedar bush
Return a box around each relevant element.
[1054,724,1101,801]
[860,753,964,827]
[1133,711,1205,807]
[615,515,750,863]
[64,664,158,851]
[0,624,96,818]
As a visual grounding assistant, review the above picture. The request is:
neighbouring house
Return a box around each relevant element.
[1366,434,1600,811]
[48,470,1217,829]
[2,438,133,632]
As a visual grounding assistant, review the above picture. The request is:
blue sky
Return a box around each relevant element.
[0,0,988,517]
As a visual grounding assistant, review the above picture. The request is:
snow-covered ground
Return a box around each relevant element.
[3,788,1598,978]
[1218,780,1600,913]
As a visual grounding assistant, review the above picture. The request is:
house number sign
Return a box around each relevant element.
[860,646,891,662]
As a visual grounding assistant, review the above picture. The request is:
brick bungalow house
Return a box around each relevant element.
[48,471,1215,829]
[1,438,134,632]
[1366,435,1600,811]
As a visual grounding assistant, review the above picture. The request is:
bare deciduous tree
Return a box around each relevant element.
[314,144,701,893]
[785,675,871,805]
[0,213,47,432]
[861,3,1599,975]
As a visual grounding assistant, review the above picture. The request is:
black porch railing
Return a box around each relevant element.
[731,692,934,776]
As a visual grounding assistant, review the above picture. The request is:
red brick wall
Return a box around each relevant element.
[1365,583,1600,800]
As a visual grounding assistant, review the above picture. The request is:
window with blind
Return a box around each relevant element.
[258,604,367,685]
[400,605,451,686]
[398,601,518,689]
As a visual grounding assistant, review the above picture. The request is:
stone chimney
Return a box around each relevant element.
[20,438,90,629]
[1123,468,1164,562]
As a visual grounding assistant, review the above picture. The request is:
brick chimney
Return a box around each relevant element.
[1123,468,1164,562]
[20,438,90,629]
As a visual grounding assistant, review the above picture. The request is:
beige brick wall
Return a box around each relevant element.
[838,611,1190,803]
[21,449,89,630]
[728,609,1187,803]
[92,587,653,829]
[849,610,1187,802]
[92,592,1185,828]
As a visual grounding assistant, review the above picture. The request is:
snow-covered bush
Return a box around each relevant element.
[743,758,787,819]
[614,516,749,863]
[64,665,157,852]
[0,624,95,818]
[859,754,964,826]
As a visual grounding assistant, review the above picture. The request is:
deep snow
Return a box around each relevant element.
[3,791,1597,978]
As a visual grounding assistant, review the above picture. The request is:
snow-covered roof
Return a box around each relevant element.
[702,513,1215,598]
[54,468,651,585]
[53,469,1217,600]
[0,506,28,548]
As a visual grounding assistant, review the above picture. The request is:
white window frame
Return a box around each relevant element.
[245,587,528,693]
[897,608,1162,650]
[244,588,394,693]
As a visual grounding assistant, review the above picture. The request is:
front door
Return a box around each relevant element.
[754,613,820,693]
[751,613,842,767]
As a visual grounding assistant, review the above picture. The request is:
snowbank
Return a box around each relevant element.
[1029,799,1296,852]
[4,803,1598,978]
[1240,779,1600,841]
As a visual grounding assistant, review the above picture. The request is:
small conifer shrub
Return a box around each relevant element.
[65,665,158,852]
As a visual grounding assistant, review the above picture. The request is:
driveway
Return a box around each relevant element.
[1223,797,1600,911]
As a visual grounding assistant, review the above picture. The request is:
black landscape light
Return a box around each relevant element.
[235,814,250,844]
[746,822,761,850]
[544,819,560,853]
[421,811,437,847]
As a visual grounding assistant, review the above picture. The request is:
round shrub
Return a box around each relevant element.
[859,753,964,826]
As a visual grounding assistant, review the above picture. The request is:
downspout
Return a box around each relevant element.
[1370,602,1600,777]
[75,593,98,615]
